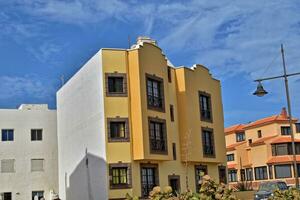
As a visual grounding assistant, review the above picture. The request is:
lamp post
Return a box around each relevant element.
[253,44,300,188]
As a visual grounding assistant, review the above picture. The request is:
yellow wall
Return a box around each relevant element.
[102,42,226,199]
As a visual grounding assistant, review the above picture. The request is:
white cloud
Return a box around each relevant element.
[0,75,56,100]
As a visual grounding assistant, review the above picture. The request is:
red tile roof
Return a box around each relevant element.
[270,136,300,144]
[225,124,245,135]
[250,135,278,147]
[244,108,297,129]
[227,164,237,169]
[267,155,300,164]
[226,141,247,151]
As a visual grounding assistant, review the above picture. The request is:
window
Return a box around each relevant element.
[272,143,300,156]
[31,129,42,141]
[170,105,174,122]
[248,139,252,145]
[195,165,208,192]
[109,163,131,189]
[141,164,159,197]
[32,191,44,200]
[149,118,167,153]
[269,165,273,179]
[105,73,127,97]
[31,159,44,172]
[1,129,14,141]
[228,170,237,182]
[146,74,164,111]
[202,128,215,157]
[227,154,234,161]
[172,143,177,160]
[297,164,300,177]
[199,91,212,122]
[218,166,227,184]
[1,159,15,173]
[257,130,262,138]
[274,164,292,178]
[296,123,300,133]
[107,118,129,142]
[281,126,291,135]
[246,168,253,181]
[254,166,268,180]
[1,193,12,200]
[167,67,172,83]
[240,169,245,181]
[236,132,245,142]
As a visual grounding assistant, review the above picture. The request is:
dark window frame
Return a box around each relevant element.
[254,166,268,180]
[3,192,12,200]
[198,91,213,123]
[109,163,132,189]
[228,169,238,182]
[226,154,234,161]
[201,127,215,157]
[170,104,175,122]
[105,73,127,97]
[257,130,262,138]
[274,164,292,179]
[296,123,300,133]
[140,163,159,198]
[236,132,245,142]
[218,165,227,184]
[281,126,291,135]
[1,129,14,142]
[167,67,172,83]
[31,129,43,141]
[32,191,44,200]
[268,165,273,179]
[172,143,177,160]
[107,118,130,142]
[245,168,253,181]
[146,74,165,112]
[148,117,168,154]
[195,165,208,192]
[168,175,180,194]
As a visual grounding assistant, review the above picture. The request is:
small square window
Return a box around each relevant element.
[1,159,15,173]
[107,118,129,142]
[105,73,127,97]
[109,163,131,189]
[257,130,262,138]
[2,192,12,200]
[31,159,44,172]
[2,129,14,141]
[32,191,44,200]
[31,129,43,141]
[281,126,291,135]
[295,123,300,133]
[236,132,245,142]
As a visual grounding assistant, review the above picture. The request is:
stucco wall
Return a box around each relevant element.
[57,50,108,200]
[0,107,58,200]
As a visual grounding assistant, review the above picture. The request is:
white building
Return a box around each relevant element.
[0,104,58,200]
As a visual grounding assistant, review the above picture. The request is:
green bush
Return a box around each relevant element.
[268,188,300,200]
[126,175,238,200]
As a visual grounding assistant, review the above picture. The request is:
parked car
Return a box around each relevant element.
[254,181,288,200]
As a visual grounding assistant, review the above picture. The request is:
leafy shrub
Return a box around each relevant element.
[126,175,238,200]
[268,188,300,200]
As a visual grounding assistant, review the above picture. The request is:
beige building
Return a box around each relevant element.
[57,37,227,199]
[0,104,58,200]
[225,108,300,188]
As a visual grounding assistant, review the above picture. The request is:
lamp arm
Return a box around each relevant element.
[254,72,300,82]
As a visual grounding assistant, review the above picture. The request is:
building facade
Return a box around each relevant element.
[225,108,300,189]
[57,37,227,199]
[0,104,58,200]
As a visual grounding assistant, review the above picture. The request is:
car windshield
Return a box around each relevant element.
[259,182,279,191]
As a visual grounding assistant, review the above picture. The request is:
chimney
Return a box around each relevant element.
[136,36,157,46]
[280,107,288,118]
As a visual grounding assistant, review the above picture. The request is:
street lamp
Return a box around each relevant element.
[253,44,300,188]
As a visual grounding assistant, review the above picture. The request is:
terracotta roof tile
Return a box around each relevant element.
[250,135,278,147]
[225,124,245,135]
[227,164,237,169]
[267,155,300,164]
[226,141,247,151]
[270,136,300,144]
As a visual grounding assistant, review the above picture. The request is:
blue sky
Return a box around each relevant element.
[0,0,300,127]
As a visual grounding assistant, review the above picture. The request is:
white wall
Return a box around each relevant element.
[57,50,108,200]
[0,106,58,200]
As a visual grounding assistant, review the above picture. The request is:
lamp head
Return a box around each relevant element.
[253,81,268,97]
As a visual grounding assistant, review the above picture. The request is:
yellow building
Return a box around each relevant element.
[225,108,300,189]
[57,37,226,200]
